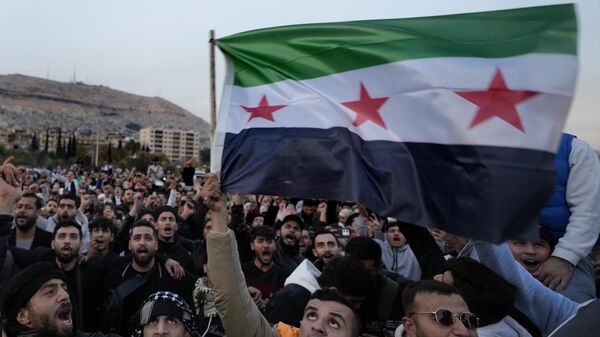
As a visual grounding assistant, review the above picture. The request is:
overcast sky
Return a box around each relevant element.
[1,0,598,149]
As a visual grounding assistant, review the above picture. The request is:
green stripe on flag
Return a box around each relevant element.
[216,4,577,88]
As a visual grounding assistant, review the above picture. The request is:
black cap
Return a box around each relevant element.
[3,262,68,322]
[281,214,304,229]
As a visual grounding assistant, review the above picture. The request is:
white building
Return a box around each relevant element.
[139,127,203,162]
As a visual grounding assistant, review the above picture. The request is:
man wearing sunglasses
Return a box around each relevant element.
[398,280,479,337]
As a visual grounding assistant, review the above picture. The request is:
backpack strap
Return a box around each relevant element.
[508,306,542,337]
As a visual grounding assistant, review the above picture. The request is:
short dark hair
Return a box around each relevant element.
[251,225,275,241]
[442,257,516,326]
[20,192,43,209]
[313,228,339,246]
[155,206,178,221]
[317,255,374,298]
[53,219,82,240]
[310,288,361,337]
[402,280,464,314]
[138,208,156,221]
[89,216,116,233]
[344,236,382,266]
[59,193,80,208]
[129,219,158,239]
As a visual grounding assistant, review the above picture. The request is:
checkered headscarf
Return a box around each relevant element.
[132,291,198,337]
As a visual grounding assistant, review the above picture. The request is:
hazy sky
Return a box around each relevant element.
[1,0,598,149]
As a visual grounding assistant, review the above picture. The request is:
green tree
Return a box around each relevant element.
[44,129,49,153]
[56,128,62,156]
[30,134,39,151]
[71,133,77,157]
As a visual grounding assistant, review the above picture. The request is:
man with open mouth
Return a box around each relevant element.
[242,225,288,303]
[2,261,118,337]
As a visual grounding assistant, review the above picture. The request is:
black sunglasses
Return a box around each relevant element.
[409,309,479,330]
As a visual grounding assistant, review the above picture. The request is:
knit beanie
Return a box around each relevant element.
[3,262,68,322]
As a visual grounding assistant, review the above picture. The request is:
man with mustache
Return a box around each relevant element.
[2,261,118,337]
[3,192,52,250]
[242,225,288,304]
[102,220,195,336]
[273,214,305,275]
[312,229,342,271]
[46,194,90,254]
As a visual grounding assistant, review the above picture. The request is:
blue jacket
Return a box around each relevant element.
[540,133,576,240]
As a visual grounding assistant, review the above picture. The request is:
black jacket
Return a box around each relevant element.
[101,259,196,336]
[5,227,52,250]
[265,283,311,327]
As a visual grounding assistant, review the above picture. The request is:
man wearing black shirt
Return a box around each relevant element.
[154,206,195,274]
[242,226,288,303]
[102,220,195,336]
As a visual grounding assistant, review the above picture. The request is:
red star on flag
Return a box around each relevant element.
[241,95,287,123]
[455,69,539,132]
[342,82,389,129]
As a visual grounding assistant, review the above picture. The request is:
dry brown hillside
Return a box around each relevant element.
[0,73,209,136]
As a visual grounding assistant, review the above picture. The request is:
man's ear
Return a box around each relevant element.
[16,307,31,326]
[402,317,417,337]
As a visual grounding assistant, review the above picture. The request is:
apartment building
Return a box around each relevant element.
[139,127,203,162]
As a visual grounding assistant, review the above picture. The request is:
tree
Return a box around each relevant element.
[118,139,122,149]
[107,142,113,163]
[67,135,73,157]
[30,134,39,151]
[56,128,62,156]
[44,129,49,153]
[71,133,77,157]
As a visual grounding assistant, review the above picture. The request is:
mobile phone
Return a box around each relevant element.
[338,227,351,238]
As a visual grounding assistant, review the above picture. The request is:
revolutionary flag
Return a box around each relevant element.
[212,4,578,243]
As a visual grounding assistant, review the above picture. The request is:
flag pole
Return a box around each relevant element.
[209,29,217,149]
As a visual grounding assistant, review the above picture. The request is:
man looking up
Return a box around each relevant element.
[202,173,361,337]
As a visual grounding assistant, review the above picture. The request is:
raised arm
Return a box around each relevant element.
[203,174,279,337]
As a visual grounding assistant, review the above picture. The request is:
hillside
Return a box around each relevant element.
[0,74,209,136]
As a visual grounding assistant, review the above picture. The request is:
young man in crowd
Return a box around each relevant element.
[374,220,422,281]
[242,225,289,303]
[131,291,199,337]
[46,194,90,254]
[274,214,305,274]
[312,229,342,271]
[2,261,119,337]
[102,220,195,335]
[154,206,195,274]
[87,216,117,257]
[396,280,479,337]
[2,192,52,250]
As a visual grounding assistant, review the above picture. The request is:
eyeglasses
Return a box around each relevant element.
[409,309,479,330]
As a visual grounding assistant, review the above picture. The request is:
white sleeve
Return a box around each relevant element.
[552,138,600,265]
[166,188,177,207]
[474,241,578,336]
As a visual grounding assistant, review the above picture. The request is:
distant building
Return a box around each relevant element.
[139,127,203,162]
[0,128,31,150]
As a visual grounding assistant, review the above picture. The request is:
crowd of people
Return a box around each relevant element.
[0,132,598,337]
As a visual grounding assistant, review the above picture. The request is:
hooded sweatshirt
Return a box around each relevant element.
[375,239,421,281]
